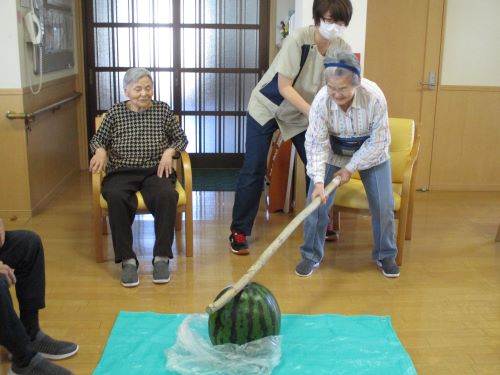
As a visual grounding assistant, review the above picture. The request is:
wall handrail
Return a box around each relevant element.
[5,92,82,129]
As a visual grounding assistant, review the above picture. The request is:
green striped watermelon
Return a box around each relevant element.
[208,282,281,345]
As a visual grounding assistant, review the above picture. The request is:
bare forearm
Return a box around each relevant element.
[278,74,311,117]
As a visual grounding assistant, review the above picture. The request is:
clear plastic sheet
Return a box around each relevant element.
[166,314,282,375]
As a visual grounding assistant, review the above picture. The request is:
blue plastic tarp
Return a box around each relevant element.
[93,311,416,375]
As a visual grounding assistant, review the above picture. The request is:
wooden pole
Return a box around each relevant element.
[206,176,342,314]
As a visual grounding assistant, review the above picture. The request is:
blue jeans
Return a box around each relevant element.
[300,160,398,263]
[231,114,309,236]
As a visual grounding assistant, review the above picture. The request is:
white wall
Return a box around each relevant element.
[276,0,295,47]
[441,0,500,86]
[0,1,22,88]
[293,0,367,69]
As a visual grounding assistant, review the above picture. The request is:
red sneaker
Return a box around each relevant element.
[229,230,249,255]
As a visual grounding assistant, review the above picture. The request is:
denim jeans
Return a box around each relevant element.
[300,160,397,263]
[231,114,309,236]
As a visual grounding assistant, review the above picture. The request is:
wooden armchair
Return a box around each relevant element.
[91,115,193,262]
[332,118,420,266]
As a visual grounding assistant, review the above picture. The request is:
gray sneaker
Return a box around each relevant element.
[9,353,74,375]
[153,260,170,284]
[121,263,139,287]
[376,258,400,278]
[295,259,320,277]
[29,331,78,360]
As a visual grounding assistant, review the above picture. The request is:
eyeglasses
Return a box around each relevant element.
[326,84,352,96]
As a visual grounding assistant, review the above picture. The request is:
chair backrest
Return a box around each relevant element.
[388,118,415,183]
[95,114,104,130]
[351,117,415,183]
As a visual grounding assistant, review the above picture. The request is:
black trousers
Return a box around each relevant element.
[101,167,179,263]
[0,230,45,365]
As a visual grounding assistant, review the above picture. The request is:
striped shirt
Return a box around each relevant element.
[305,78,390,184]
[89,101,188,172]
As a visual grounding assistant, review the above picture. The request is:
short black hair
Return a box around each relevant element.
[312,0,353,26]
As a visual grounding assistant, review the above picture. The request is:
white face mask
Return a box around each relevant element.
[318,20,346,40]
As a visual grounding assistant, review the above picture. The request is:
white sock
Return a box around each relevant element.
[123,258,136,266]
[153,256,169,264]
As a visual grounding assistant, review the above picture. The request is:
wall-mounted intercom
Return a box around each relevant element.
[23,0,44,94]
[24,9,43,45]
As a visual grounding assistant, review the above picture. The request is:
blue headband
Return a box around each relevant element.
[324,62,360,77]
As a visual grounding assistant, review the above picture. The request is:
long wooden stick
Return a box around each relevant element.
[206,176,342,314]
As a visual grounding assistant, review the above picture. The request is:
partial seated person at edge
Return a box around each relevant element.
[89,67,188,287]
[296,51,401,279]
[0,218,78,375]
[229,0,353,255]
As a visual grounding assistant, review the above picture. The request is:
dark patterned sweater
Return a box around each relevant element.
[89,101,188,172]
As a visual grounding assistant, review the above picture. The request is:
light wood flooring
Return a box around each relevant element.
[1,171,499,375]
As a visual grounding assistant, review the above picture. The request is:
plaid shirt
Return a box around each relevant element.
[305,78,391,184]
[89,101,188,172]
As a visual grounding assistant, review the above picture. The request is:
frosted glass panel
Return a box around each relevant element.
[154,72,174,106]
[94,0,173,23]
[182,73,257,112]
[136,0,173,23]
[91,0,264,154]
[116,28,132,67]
[181,29,259,69]
[96,71,125,110]
[180,0,259,24]
[182,115,246,153]
[94,0,111,22]
[243,30,259,68]
[94,28,111,66]
[155,28,173,66]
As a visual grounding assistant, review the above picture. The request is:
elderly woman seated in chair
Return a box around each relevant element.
[89,67,188,288]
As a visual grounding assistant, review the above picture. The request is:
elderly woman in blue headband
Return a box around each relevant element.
[296,50,400,279]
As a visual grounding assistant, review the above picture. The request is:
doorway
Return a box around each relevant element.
[364,0,444,189]
[84,0,270,167]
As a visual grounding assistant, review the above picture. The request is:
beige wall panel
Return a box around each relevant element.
[26,104,79,211]
[0,76,81,218]
[430,88,500,190]
[23,77,80,212]
[22,76,76,112]
[0,90,31,220]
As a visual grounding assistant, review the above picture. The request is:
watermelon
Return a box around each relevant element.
[208,282,281,345]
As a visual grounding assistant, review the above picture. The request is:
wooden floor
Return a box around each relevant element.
[1,171,499,375]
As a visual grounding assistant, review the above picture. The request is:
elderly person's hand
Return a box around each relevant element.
[0,261,16,286]
[157,148,177,177]
[311,183,327,205]
[89,148,108,174]
[0,218,5,247]
[335,168,352,185]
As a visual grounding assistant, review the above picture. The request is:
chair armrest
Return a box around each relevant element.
[401,132,421,198]
[177,151,192,196]
[91,171,105,207]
